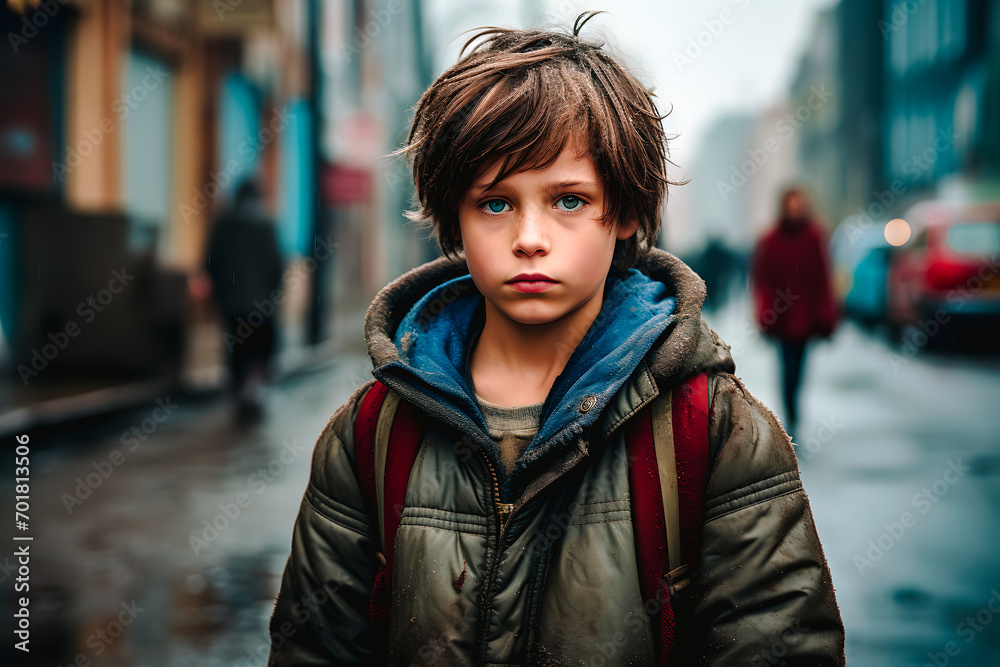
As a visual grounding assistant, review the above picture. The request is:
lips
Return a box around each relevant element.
[507,273,556,283]
[506,273,557,293]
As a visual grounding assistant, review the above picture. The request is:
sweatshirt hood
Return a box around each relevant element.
[364,247,735,494]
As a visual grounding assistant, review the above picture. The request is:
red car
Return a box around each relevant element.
[886,200,1000,349]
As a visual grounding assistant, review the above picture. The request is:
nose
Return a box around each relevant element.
[512,204,550,257]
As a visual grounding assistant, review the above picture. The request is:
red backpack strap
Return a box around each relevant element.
[671,372,710,574]
[627,371,710,665]
[353,381,425,631]
[355,382,390,526]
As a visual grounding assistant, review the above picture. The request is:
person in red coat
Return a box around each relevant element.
[750,186,839,439]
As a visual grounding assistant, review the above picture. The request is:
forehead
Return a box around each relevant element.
[469,135,600,190]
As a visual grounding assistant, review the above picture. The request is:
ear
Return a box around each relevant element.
[616,218,640,240]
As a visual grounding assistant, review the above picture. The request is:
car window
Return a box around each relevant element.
[946,222,1000,255]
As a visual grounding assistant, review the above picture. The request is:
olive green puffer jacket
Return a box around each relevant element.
[268,248,845,665]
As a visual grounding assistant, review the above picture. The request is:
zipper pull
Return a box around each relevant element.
[497,502,515,533]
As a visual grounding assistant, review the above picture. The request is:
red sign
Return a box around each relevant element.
[320,163,371,206]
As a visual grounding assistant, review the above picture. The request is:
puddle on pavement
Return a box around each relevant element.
[5,553,283,666]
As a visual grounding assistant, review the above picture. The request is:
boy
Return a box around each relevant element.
[269,12,845,666]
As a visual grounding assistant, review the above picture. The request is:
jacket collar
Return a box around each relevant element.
[364,247,734,490]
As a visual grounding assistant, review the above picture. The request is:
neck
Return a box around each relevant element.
[470,285,605,406]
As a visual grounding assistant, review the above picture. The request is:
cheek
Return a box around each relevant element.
[581,229,617,262]
[461,239,496,289]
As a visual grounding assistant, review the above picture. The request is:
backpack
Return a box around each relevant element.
[353,372,710,665]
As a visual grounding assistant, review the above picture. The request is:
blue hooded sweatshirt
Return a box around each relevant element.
[372,265,677,502]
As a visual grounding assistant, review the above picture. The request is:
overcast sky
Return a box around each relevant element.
[425,0,839,169]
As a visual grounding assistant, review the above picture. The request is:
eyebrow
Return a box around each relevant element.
[469,180,600,193]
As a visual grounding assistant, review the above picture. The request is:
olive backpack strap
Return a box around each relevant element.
[626,371,710,665]
[353,381,425,633]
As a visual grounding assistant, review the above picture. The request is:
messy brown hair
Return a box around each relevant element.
[401,11,681,268]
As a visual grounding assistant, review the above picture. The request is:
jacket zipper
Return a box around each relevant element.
[481,450,514,536]
[477,449,515,660]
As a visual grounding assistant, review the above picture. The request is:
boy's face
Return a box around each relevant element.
[457,140,638,327]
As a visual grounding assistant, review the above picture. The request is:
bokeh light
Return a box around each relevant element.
[884,218,911,246]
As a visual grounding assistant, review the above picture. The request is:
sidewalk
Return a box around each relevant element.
[0,304,368,440]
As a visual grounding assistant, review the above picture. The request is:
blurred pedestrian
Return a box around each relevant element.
[751,186,839,439]
[696,234,744,313]
[204,179,284,424]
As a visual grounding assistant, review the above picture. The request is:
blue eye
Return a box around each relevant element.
[556,195,584,211]
[484,199,510,214]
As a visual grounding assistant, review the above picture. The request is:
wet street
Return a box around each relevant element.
[1,353,376,667]
[3,297,1000,666]
[706,297,1000,666]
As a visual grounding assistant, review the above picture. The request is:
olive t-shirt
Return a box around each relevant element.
[476,395,544,475]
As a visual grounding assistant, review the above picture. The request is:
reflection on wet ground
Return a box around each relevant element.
[1,355,371,666]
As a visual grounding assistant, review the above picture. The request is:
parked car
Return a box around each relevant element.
[830,215,892,327]
[886,200,1000,349]
[849,246,893,326]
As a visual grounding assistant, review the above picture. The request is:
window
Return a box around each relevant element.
[946,222,1000,256]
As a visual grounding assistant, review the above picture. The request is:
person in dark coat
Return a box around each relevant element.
[750,186,839,439]
[204,179,285,423]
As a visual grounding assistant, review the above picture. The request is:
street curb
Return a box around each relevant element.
[0,339,345,440]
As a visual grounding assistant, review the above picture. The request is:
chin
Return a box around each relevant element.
[507,312,563,326]
[520,303,592,326]
[497,304,568,326]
